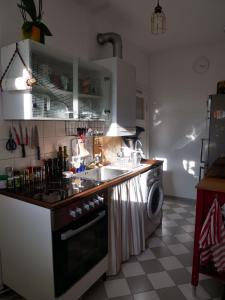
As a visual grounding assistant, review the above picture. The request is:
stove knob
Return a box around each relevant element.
[76,207,82,215]
[69,209,77,218]
[83,204,90,211]
[89,201,95,208]
[97,195,104,203]
[94,199,99,205]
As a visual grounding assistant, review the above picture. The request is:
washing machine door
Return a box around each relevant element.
[147,180,164,219]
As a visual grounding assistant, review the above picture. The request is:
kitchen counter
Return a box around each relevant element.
[0,159,163,300]
[0,159,162,210]
[197,176,225,193]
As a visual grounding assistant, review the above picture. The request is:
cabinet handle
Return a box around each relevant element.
[199,166,205,182]
[200,138,208,163]
[60,211,105,241]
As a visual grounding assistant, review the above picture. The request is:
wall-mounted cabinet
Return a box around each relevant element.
[75,60,111,120]
[1,40,111,121]
[136,89,146,127]
[95,57,136,136]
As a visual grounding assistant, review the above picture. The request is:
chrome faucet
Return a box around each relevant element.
[131,139,144,166]
[94,154,101,164]
[134,139,142,151]
[134,139,144,157]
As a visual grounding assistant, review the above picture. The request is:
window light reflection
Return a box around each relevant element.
[185,128,198,141]
[153,107,162,127]
[23,93,32,119]
[14,68,30,90]
[183,160,196,176]
[155,157,167,171]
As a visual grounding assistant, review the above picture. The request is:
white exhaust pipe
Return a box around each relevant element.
[96,32,123,59]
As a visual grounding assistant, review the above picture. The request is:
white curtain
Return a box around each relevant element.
[107,175,145,275]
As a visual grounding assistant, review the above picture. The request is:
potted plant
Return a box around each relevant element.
[17,0,52,44]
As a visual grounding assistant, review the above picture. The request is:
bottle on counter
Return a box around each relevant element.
[57,146,63,175]
[0,175,8,189]
[63,146,69,171]
[57,146,63,159]
[14,170,21,190]
[5,167,14,189]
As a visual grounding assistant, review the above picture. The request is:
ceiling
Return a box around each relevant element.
[75,0,225,54]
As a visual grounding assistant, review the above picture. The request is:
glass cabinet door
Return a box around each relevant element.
[73,60,111,121]
[31,46,75,119]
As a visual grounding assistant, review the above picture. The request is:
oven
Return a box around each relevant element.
[52,193,108,298]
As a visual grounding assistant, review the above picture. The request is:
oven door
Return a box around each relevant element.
[52,206,108,297]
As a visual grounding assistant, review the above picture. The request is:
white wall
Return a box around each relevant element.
[0,0,90,58]
[0,0,92,172]
[149,42,225,199]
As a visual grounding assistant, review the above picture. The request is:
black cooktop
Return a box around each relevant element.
[8,177,102,203]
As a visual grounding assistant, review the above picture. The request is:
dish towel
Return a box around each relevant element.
[199,198,225,272]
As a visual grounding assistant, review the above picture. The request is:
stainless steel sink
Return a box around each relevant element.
[74,166,130,182]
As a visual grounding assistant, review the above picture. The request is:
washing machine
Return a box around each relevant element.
[140,164,164,240]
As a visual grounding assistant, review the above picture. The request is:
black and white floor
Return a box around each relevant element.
[1,197,224,300]
[81,197,224,300]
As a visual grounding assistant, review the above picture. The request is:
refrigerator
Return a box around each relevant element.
[0,255,3,291]
[200,94,225,179]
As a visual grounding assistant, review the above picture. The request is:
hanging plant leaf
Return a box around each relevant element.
[17,0,53,43]
[36,22,53,36]
[17,0,37,21]
[37,0,43,21]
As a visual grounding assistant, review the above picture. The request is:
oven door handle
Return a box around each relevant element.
[61,211,106,241]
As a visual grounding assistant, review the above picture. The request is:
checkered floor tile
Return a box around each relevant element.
[81,197,225,300]
[1,197,225,300]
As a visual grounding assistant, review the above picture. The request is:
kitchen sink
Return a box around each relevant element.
[105,163,148,171]
[73,166,131,182]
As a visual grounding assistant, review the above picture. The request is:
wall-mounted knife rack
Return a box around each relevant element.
[65,120,105,136]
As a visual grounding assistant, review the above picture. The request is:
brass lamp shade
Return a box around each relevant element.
[151,0,166,34]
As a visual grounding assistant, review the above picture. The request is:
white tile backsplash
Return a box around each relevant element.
[0,120,12,139]
[13,156,31,169]
[0,120,73,174]
[55,137,71,150]
[30,155,44,167]
[43,121,56,137]
[55,121,66,137]
[44,152,57,160]
[0,139,15,160]
[30,121,44,138]
[43,137,58,154]
[0,158,14,174]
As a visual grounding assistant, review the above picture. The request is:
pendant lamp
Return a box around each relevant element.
[151,0,166,34]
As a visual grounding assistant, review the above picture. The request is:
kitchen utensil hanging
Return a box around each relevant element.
[34,125,40,160]
[5,128,17,152]
[25,127,29,146]
[13,126,26,157]
[19,123,26,158]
